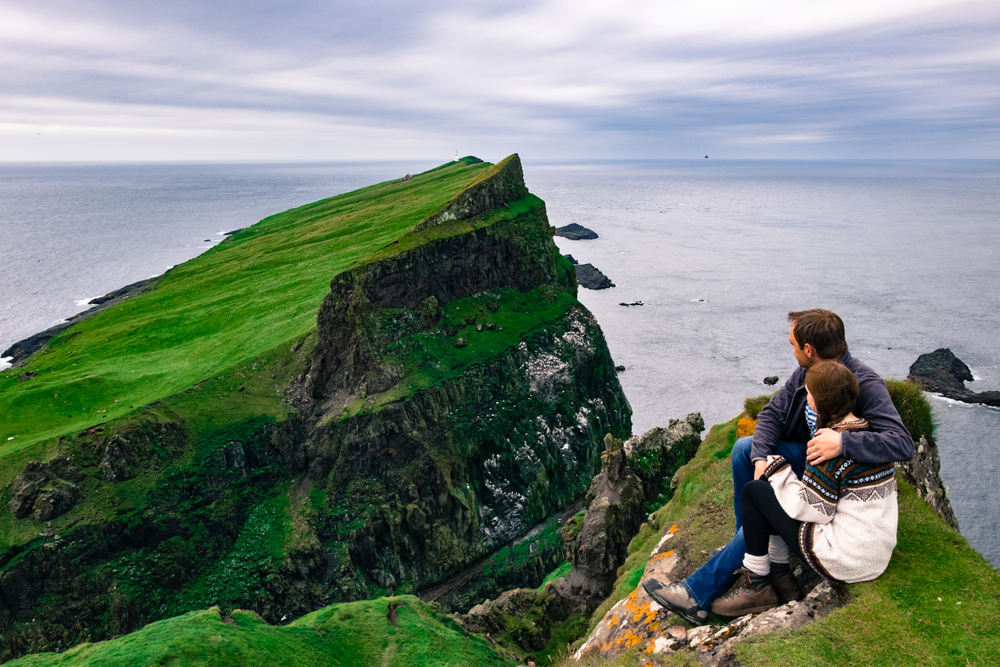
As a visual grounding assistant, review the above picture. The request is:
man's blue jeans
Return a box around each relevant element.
[681,436,807,611]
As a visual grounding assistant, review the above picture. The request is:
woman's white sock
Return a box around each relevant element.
[743,552,771,577]
[768,535,790,564]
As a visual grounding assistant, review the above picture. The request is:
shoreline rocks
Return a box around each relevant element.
[908,348,1000,407]
[1,276,161,368]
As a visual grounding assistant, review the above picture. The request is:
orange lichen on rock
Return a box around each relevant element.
[573,523,686,661]
[736,416,757,438]
[621,589,660,628]
[649,549,676,565]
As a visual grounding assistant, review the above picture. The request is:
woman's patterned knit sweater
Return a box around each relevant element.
[762,420,898,584]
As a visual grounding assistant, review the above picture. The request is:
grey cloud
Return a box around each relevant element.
[1,0,997,159]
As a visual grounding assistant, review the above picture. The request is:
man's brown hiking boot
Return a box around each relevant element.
[710,567,780,617]
[770,565,804,603]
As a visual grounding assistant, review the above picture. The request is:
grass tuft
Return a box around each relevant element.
[885,378,934,441]
[743,393,775,420]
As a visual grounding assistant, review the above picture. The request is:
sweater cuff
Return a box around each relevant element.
[761,456,790,481]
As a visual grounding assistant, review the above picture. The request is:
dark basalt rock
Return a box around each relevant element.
[9,457,84,522]
[897,434,959,531]
[908,348,1000,406]
[908,348,973,394]
[460,587,571,653]
[575,264,614,290]
[763,376,779,386]
[553,433,645,610]
[3,323,74,367]
[86,276,160,306]
[415,154,528,232]
[554,223,599,240]
[100,436,133,483]
[553,415,703,612]
[99,421,186,483]
[564,254,579,265]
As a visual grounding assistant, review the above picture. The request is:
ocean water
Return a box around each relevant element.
[1,159,998,568]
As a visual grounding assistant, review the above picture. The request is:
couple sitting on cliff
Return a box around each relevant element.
[644,308,914,622]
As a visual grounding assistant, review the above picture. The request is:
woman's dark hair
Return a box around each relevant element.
[788,309,848,360]
[805,361,859,428]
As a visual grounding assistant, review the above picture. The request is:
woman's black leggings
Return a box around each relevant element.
[742,480,804,558]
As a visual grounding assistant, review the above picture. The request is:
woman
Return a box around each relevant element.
[712,360,899,617]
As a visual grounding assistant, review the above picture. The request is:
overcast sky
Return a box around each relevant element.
[2,0,998,161]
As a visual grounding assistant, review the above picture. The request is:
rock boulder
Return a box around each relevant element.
[908,348,1000,407]
[554,224,599,240]
[575,264,614,290]
[8,457,83,522]
[554,434,645,610]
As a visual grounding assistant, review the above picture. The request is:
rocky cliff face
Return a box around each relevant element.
[304,156,564,400]
[0,155,631,662]
[301,304,628,596]
[287,154,629,596]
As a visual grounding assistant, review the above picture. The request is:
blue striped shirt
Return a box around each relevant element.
[805,403,818,438]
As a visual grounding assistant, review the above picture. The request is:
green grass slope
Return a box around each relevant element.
[0,159,491,479]
[563,381,1000,666]
[7,597,509,667]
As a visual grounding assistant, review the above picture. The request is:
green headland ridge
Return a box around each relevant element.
[0,154,633,661]
[2,156,998,666]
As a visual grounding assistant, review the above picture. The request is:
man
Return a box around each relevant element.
[643,309,914,625]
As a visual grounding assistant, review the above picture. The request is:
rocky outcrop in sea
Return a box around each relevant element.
[908,348,1000,406]
[554,223,599,240]
[575,263,614,290]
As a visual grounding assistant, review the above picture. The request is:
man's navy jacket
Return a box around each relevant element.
[751,351,915,464]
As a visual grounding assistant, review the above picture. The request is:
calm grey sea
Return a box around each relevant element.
[1,159,998,567]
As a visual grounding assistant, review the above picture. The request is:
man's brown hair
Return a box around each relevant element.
[788,309,848,360]
[805,361,859,428]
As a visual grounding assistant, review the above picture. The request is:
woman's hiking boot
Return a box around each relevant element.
[641,578,708,626]
[710,567,779,617]
[769,564,804,603]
